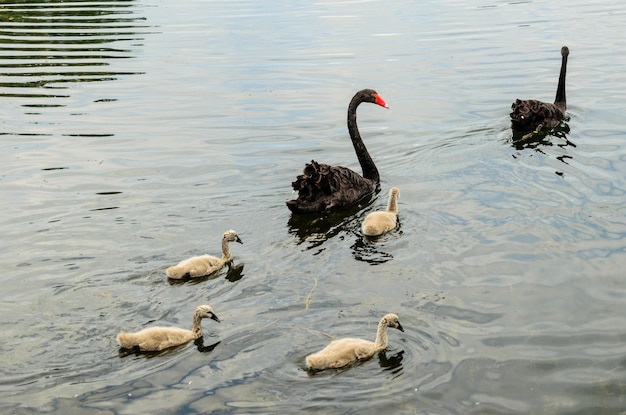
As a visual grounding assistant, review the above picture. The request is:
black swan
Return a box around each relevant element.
[286,89,388,214]
[510,46,569,135]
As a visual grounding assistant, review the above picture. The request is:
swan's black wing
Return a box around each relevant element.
[286,160,376,214]
[510,99,565,132]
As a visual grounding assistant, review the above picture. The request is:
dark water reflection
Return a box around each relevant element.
[117,338,221,358]
[350,235,396,265]
[305,348,406,379]
[510,123,579,177]
[510,122,572,149]
[377,349,405,373]
[287,193,401,264]
[165,262,245,285]
[0,0,147,101]
[287,193,377,248]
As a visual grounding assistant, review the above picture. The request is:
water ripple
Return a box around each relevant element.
[0,0,150,104]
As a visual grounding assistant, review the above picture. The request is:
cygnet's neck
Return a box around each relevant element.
[386,191,399,214]
[191,312,204,339]
[373,319,390,351]
[220,238,233,262]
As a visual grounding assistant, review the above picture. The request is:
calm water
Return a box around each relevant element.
[1,0,625,414]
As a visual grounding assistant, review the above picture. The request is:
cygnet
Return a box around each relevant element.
[116,305,220,351]
[166,229,242,279]
[305,313,404,370]
[361,187,399,236]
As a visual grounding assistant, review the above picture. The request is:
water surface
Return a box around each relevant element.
[1,0,625,414]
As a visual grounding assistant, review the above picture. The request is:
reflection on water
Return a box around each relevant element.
[306,349,405,378]
[0,0,148,103]
[287,194,377,248]
[194,338,221,353]
[377,349,405,375]
[117,338,221,357]
[117,343,184,359]
[510,122,577,176]
[287,194,402,264]
[224,262,246,283]
[510,122,573,151]
[350,233,396,265]
[287,195,402,264]
[2,0,626,413]
[165,262,245,285]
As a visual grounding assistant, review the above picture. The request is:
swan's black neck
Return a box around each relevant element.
[347,94,379,182]
[554,46,568,111]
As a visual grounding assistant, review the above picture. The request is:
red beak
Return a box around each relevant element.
[373,94,389,109]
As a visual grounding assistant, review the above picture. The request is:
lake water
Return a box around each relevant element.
[1,0,625,414]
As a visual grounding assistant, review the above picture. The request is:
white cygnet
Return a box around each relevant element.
[116,305,220,351]
[361,187,399,236]
[166,229,242,279]
[305,313,404,370]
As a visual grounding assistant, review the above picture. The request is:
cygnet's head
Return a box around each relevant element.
[383,313,404,332]
[223,230,243,244]
[390,187,400,198]
[196,305,221,323]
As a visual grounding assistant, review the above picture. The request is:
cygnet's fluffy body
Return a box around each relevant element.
[166,230,242,279]
[116,305,220,351]
[305,313,404,370]
[361,187,399,236]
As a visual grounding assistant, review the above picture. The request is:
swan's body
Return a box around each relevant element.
[287,89,389,214]
[305,313,404,370]
[362,187,399,236]
[510,46,569,134]
[116,305,220,351]
[166,230,242,279]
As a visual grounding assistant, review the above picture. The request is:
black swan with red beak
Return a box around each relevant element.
[287,89,389,214]
[510,46,569,135]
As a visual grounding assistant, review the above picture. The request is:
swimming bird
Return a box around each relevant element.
[166,229,242,279]
[305,313,404,370]
[510,46,569,136]
[361,187,400,236]
[286,89,389,214]
[116,305,220,351]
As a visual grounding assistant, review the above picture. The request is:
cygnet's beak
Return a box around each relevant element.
[396,322,405,332]
[211,313,221,323]
[236,236,243,244]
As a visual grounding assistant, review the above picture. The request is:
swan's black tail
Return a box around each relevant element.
[287,160,338,214]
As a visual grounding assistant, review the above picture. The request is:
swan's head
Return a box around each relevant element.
[358,89,389,109]
[196,305,221,323]
[383,313,404,332]
[223,229,243,244]
[561,46,569,57]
